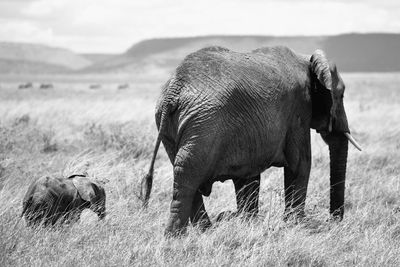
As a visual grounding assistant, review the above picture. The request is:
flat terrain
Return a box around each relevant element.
[0,73,400,266]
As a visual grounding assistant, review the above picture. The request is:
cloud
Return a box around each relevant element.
[0,19,54,44]
[22,0,66,17]
[0,0,399,52]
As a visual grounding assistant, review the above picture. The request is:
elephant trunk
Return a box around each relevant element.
[328,134,348,220]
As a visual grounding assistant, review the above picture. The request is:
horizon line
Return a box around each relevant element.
[1,31,399,54]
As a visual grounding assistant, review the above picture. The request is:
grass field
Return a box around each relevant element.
[1,73,400,266]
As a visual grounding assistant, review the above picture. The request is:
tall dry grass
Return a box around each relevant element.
[0,74,400,266]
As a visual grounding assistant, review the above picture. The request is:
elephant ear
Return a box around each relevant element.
[310,50,332,90]
[310,49,336,132]
[71,176,97,203]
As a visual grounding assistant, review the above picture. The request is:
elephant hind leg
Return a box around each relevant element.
[164,166,201,237]
[216,175,261,223]
[233,174,261,216]
[190,191,212,231]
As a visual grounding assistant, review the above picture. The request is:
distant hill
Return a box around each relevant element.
[0,42,92,74]
[82,35,322,74]
[1,34,400,76]
[83,33,400,73]
[80,53,117,64]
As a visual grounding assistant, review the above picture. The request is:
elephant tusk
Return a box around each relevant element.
[344,132,362,151]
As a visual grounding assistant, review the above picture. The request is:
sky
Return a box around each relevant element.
[0,0,400,53]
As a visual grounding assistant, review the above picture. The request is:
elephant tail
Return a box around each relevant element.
[140,104,170,208]
[140,76,180,208]
[140,114,165,208]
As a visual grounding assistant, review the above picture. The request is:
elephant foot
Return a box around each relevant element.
[164,214,189,238]
[327,213,343,223]
[165,221,211,238]
[164,225,187,238]
[329,208,344,222]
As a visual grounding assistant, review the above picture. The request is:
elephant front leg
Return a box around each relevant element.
[233,174,261,216]
[283,130,312,221]
[283,132,312,221]
[190,191,212,231]
[283,160,311,221]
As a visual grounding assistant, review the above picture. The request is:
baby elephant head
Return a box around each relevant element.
[69,174,106,220]
[22,174,106,227]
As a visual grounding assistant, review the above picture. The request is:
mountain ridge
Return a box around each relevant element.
[83,33,400,73]
[1,33,400,75]
[0,42,92,74]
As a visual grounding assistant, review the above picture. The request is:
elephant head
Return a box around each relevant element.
[69,174,106,220]
[309,50,361,219]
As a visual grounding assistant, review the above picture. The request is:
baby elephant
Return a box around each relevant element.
[22,174,106,226]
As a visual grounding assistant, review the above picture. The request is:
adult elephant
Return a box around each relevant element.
[141,46,361,236]
[22,174,106,226]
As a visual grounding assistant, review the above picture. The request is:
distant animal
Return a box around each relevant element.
[141,46,362,236]
[89,84,101,89]
[40,83,54,89]
[18,82,33,89]
[22,174,106,226]
[118,83,129,90]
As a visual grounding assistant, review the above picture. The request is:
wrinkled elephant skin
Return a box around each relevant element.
[141,46,359,236]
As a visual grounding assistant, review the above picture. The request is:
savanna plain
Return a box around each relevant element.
[0,73,400,266]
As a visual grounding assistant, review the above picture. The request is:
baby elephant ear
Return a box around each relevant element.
[71,176,96,202]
